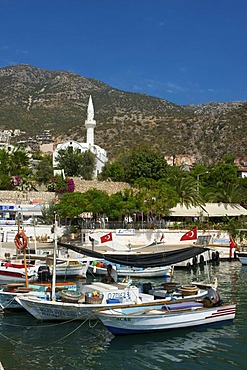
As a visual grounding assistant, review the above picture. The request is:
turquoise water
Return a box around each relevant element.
[0,261,246,370]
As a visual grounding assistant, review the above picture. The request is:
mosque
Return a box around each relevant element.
[53,95,108,179]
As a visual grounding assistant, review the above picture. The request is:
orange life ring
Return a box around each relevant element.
[14,230,28,250]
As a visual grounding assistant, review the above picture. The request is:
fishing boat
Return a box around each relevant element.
[15,280,213,321]
[0,281,77,310]
[236,251,247,265]
[37,258,89,278]
[0,261,38,283]
[88,261,172,278]
[95,298,236,336]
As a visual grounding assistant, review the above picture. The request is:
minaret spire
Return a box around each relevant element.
[85,95,96,146]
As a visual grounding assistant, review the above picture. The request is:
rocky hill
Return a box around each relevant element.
[0,64,246,163]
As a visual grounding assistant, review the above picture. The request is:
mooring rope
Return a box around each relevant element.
[0,313,97,347]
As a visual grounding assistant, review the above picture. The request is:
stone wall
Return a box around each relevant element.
[73,178,131,195]
[0,179,131,204]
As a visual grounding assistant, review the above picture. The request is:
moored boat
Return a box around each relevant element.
[95,299,236,336]
[0,281,77,310]
[237,251,247,265]
[88,261,172,278]
[41,258,89,278]
[0,261,38,283]
[15,281,213,321]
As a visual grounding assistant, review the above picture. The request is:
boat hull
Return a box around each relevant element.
[97,304,236,335]
[88,264,171,278]
[237,252,247,265]
[14,283,210,321]
[0,282,77,310]
[0,263,38,283]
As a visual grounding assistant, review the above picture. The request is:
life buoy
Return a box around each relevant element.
[14,230,28,250]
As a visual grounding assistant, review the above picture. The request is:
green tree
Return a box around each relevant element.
[80,150,96,180]
[35,155,53,184]
[55,192,88,219]
[99,162,125,181]
[168,175,203,207]
[206,183,244,203]
[56,147,96,179]
[9,149,30,176]
[0,149,10,175]
[123,149,168,183]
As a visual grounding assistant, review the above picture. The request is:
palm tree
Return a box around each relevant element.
[205,183,244,203]
[168,175,204,208]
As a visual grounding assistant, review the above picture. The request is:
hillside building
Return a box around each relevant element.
[53,95,108,179]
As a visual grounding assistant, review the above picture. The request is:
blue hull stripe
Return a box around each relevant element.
[106,319,234,336]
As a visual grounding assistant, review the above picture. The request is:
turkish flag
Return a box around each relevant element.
[100,232,113,243]
[229,236,236,258]
[180,228,197,241]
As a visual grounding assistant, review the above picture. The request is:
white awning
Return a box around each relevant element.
[169,204,203,217]
[169,203,247,217]
[202,203,247,217]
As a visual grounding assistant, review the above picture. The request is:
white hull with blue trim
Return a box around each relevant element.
[96,301,236,335]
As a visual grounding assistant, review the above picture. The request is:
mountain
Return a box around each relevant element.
[0,64,246,162]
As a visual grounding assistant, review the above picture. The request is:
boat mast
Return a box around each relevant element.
[18,214,29,288]
[51,214,58,301]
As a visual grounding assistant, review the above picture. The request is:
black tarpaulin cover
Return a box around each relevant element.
[58,241,208,268]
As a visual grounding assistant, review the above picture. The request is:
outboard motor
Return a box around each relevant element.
[142,282,153,294]
[37,265,51,282]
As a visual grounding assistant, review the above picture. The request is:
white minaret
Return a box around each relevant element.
[85,95,96,146]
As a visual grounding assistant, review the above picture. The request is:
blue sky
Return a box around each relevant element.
[0,0,246,105]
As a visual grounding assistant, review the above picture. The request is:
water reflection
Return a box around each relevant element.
[0,261,247,370]
[107,324,239,368]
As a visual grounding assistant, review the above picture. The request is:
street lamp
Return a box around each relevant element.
[197,171,209,194]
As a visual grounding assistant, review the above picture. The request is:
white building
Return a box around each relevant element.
[53,95,108,178]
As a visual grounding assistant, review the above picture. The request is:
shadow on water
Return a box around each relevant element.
[106,323,240,369]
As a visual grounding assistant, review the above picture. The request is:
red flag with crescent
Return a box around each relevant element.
[180,228,197,241]
[100,232,113,243]
[229,236,236,258]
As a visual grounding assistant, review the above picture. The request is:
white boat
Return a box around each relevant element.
[42,258,89,278]
[88,261,172,278]
[237,251,247,265]
[0,281,77,310]
[95,300,236,336]
[0,261,38,283]
[15,281,212,321]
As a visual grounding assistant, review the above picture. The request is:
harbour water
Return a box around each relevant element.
[0,261,246,370]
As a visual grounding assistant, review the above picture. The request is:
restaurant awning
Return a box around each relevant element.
[169,203,247,217]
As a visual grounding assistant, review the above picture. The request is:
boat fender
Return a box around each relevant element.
[186,262,191,270]
[199,255,204,265]
[211,252,216,261]
[192,256,197,265]
[215,251,220,261]
[14,230,28,250]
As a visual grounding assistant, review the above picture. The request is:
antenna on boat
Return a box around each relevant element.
[51,213,58,301]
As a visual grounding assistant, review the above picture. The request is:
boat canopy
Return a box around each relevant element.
[57,242,208,268]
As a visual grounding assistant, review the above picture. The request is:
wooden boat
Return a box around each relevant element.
[88,261,172,278]
[42,258,89,278]
[95,299,236,336]
[15,281,212,321]
[0,281,77,310]
[0,261,38,283]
